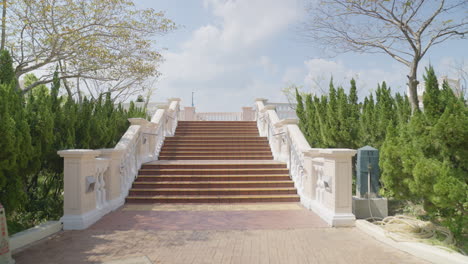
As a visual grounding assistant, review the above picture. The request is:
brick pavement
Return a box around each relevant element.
[13,203,428,264]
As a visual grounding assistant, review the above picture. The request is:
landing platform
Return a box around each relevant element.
[13,203,427,264]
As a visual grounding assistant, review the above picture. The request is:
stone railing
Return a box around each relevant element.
[58,98,181,230]
[256,98,356,226]
[180,106,255,121]
[196,112,241,121]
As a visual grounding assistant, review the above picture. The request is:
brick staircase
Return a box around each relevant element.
[126,121,300,203]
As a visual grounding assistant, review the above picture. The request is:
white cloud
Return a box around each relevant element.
[153,0,300,111]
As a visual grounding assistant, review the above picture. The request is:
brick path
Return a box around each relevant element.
[13,203,427,264]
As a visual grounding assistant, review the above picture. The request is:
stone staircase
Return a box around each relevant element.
[126,121,300,203]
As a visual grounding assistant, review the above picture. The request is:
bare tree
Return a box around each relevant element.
[302,0,468,111]
[2,0,175,100]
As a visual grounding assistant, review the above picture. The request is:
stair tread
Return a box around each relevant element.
[130,187,296,191]
[133,180,294,184]
[137,174,290,177]
[140,168,287,171]
[127,194,300,199]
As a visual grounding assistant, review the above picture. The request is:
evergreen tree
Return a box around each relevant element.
[359,94,377,146]
[0,50,15,85]
[375,82,396,148]
[422,66,442,120]
[348,79,360,148]
[325,79,338,147]
[295,88,307,136]
[381,67,468,239]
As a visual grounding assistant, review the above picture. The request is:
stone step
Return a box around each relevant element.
[125,194,300,203]
[158,151,272,156]
[175,128,259,131]
[124,120,299,205]
[135,175,292,182]
[139,168,288,175]
[141,163,286,169]
[131,181,295,188]
[129,188,297,196]
[173,134,261,137]
[161,146,272,151]
[178,121,256,124]
[158,156,273,160]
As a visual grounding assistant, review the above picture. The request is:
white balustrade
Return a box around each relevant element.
[179,106,255,121]
[196,112,242,121]
[58,98,181,230]
[255,98,356,227]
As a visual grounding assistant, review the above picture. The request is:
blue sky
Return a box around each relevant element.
[135,0,467,112]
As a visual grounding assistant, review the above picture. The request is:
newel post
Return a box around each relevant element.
[320,149,357,227]
[58,149,101,230]
[242,107,255,121]
[184,106,196,121]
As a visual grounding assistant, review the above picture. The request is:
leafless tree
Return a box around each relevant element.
[302,0,468,111]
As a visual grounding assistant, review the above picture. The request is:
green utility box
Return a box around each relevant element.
[356,146,380,198]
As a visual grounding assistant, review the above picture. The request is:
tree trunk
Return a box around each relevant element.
[1,0,6,50]
[407,62,420,112]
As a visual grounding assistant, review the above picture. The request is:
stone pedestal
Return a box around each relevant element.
[58,149,101,230]
[352,196,388,219]
[184,107,196,121]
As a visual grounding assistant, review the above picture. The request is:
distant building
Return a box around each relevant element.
[407,76,461,109]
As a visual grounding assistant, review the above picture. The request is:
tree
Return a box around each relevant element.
[4,0,175,99]
[295,88,307,136]
[380,67,468,239]
[302,0,468,111]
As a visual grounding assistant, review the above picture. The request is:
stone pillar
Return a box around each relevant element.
[0,204,14,264]
[58,149,101,230]
[98,149,124,211]
[321,149,357,227]
[184,106,196,121]
[241,107,255,121]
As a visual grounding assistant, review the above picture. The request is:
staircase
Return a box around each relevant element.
[126,121,300,203]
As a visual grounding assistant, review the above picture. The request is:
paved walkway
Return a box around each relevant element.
[13,203,427,264]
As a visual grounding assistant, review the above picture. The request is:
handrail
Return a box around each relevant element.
[58,98,181,230]
[255,98,356,227]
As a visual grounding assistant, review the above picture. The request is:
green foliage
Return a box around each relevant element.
[380,68,467,240]
[294,68,467,240]
[299,78,362,148]
[0,58,147,234]
[0,50,15,85]
[295,88,307,136]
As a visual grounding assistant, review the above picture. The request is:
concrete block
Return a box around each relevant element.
[352,196,388,219]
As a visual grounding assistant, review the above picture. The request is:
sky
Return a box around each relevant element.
[134,0,467,112]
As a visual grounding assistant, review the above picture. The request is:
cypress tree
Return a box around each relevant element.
[336,87,351,147]
[375,82,396,148]
[0,50,32,212]
[348,79,360,148]
[0,50,15,85]
[422,65,442,120]
[295,88,307,136]
[317,95,329,147]
[325,79,338,147]
[305,93,319,147]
